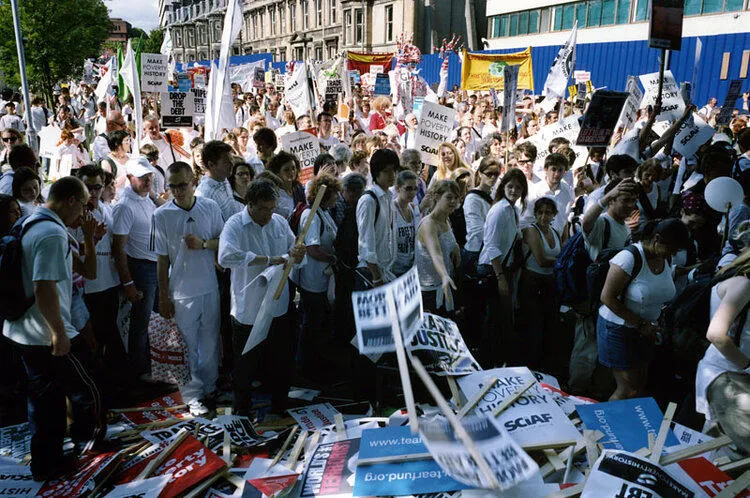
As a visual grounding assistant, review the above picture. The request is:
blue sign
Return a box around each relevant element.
[577,397,679,453]
[373,74,391,96]
[177,74,192,92]
[353,426,467,496]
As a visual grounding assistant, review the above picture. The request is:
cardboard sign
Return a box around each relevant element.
[673,113,715,158]
[280,131,320,183]
[458,367,581,449]
[120,391,186,427]
[675,457,750,497]
[215,415,263,447]
[142,417,225,452]
[419,414,538,490]
[104,475,171,498]
[351,266,423,355]
[288,403,341,431]
[285,62,312,119]
[407,313,480,376]
[353,426,468,496]
[154,435,227,497]
[248,474,299,496]
[540,382,597,416]
[177,73,192,92]
[577,398,679,452]
[582,450,695,498]
[369,65,384,75]
[649,0,684,51]
[373,74,391,96]
[0,465,42,497]
[576,91,629,147]
[617,76,645,133]
[37,452,119,498]
[192,88,207,118]
[414,101,457,166]
[0,423,31,463]
[112,441,170,484]
[640,70,686,122]
[38,125,62,160]
[531,114,587,180]
[501,65,519,133]
[300,438,360,497]
[574,70,591,83]
[715,79,743,126]
[252,66,266,89]
[141,53,169,93]
[161,91,195,128]
[325,79,343,103]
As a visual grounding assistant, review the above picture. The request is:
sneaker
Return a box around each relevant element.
[188,400,210,417]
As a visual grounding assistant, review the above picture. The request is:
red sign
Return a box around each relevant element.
[677,457,750,497]
[121,391,187,426]
[37,453,119,498]
[154,435,227,497]
[248,474,300,495]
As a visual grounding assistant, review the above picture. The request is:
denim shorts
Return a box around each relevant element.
[596,314,653,370]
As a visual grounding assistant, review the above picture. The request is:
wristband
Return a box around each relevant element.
[123,281,134,287]
[597,198,607,210]
[201,239,206,249]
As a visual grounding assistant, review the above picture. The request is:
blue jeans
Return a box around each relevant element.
[128,257,158,376]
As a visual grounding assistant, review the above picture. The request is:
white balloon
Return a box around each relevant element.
[704,177,744,213]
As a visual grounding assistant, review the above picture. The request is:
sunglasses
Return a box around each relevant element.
[1,137,18,142]
[85,184,104,191]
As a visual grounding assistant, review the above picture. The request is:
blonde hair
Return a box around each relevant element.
[428,179,460,201]
[719,246,750,277]
[435,142,467,182]
[372,96,392,113]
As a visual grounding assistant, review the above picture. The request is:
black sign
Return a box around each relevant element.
[649,0,684,51]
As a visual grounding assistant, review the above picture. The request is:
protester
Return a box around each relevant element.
[196,140,242,222]
[12,167,41,217]
[229,162,255,204]
[101,130,131,194]
[266,151,301,219]
[392,170,421,277]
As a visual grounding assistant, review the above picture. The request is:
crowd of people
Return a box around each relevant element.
[1,76,749,481]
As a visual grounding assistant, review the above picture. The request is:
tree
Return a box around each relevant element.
[0,0,110,106]
[130,27,149,44]
[143,29,165,55]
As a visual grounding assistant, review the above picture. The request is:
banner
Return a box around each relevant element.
[543,22,577,99]
[673,113,715,158]
[373,74,391,96]
[141,53,169,93]
[351,266,423,355]
[501,65,519,133]
[576,91,629,147]
[314,57,348,103]
[407,313,480,376]
[281,131,320,183]
[287,403,341,431]
[617,76,645,133]
[716,79,743,126]
[0,465,42,497]
[640,69,686,122]
[161,91,195,128]
[301,438,360,497]
[229,61,266,91]
[118,39,143,151]
[413,101,457,166]
[347,51,394,76]
[460,48,534,91]
[419,414,538,491]
[285,62,313,118]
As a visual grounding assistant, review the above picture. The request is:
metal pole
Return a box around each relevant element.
[10,0,37,154]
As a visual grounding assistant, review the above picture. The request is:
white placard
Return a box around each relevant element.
[532,114,588,179]
[574,70,591,83]
[639,69,685,122]
[140,53,169,93]
[673,113,715,159]
[161,91,195,128]
[285,62,312,118]
[617,76,644,133]
[214,415,264,447]
[414,101,457,166]
[38,126,62,160]
[407,313,481,376]
[287,403,340,431]
[280,131,320,171]
[103,475,171,498]
[0,465,42,497]
[191,87,206,118]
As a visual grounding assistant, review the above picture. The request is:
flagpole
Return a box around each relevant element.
[10,0,37,154]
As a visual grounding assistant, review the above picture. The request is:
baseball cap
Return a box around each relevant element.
[126,157,153,178]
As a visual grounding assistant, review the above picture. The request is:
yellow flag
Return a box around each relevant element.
[460,48,534,91]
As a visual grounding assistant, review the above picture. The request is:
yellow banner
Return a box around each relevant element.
[460,48,534,91]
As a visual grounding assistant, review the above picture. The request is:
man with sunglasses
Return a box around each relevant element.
[90,110,127,163]
[0,128,21,167]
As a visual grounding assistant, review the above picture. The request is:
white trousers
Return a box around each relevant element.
[174,291,220,404]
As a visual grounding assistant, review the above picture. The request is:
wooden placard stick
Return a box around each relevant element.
[409,355,500,489]
[286,430,308,469]
[136,429,190,479]
[583,430,600,469]
[458,377,498,419]
[270,426,299,467]
[307,430,322,456]
[522,440,579,452]
[109,404,187,414]
[386,291,419,433]
[446,377,462,410]
[714,470,750,498]
[273,185,327,300]
[491,378,535,418]
[649,402,676,464]
[562,445,575,484]
[718,456,750,474]
[356,453,433,466]
[184,468,229,498]
[544,449,566,472]
[658,434,732,466]
[334,413,346,441]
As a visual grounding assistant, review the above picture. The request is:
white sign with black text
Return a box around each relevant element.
[414,101,457,166]
[639,70,685,122]
[141,53,169,93]
[161,91,195,128]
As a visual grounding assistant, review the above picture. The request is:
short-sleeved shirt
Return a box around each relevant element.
[3,207,78,346]
[196,175,242,222]
[69,201,120,294]
[111,185,157,261]
[298,209,337,293]
[583,212,631,261]
[153,197,224,299]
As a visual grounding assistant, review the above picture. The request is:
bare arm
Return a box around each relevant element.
[34,281,70,356]
[523,226,555,267]
[706,277,750,369]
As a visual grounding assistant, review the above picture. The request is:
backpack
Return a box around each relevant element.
[288,202,324,238]
[0,214,57,321]
[332,191,380,270]
[554,218,612,306]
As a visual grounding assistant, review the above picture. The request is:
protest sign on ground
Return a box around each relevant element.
[576,91,629,147]
[153,435,227,497]
[419,414,538,491]
[104,475,171,498]
[414,101,457,166]
[407,313,480,376]
[288,403,341,431]
[673,113,715,158]
[582,450,696,498]
[141,53,169,93]
[215,415,263,447]
[142,417,225,452]
[674,457,750,497]
[577,397,679,453]
[37,452,120,498]
[245,458,299,496]
[353,426,468,496]
[640,69,686,122]
[351,266,423,355]
[300,438,360,497]
[0,423,31,463]
[161,91,195,128]
[457,367,581,449]
[281,131,320,184]
[539,383,597,416]
[0,465,42,497]
[119,391,186,426]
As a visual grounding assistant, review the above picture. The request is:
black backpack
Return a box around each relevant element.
[0,214,57,321]
[333,191,380,270]
[586,244,642,312]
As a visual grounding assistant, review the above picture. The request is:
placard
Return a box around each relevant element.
[353,426,468,496]
[161,91,195,128]
[576,90,629,147]
[373,74,391,96]
[0,465,42,497]
[0,423,31,463]
[120,391,186,427]
[369,65,384,75]
[419,414,538,491]
[673,113,715,159]
[301,438,360,497]
[177,73,192,92]
[413,101,457,166]
[457,367,581,449]
[141,53,169,93]
[285,62,312,119]
[287,403,340,431]
[192,87,207,118]
[153,435,227,497]
[539,383,597,416]
[281,130,320,183]
[142,417,224,452]
[617,76,645,133]
[675,457,750,497]
[214,415,263,447]
[407,313,480,376]
[37,452,119,498]
[104,475,171,498]
[501,65,519,133]
[253,66,266,89]
[715,79,743,126]
[649,0,684,51]
[577,397,679,452]
[640,70,686,122]
[574,70,591,83]
[531,114,587,180]
[351,266,423,355]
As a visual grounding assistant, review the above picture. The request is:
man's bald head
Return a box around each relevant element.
[106,111,126,132]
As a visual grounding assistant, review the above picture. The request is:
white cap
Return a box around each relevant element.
[126,157,153,178]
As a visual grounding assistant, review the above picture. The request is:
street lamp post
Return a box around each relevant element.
[10,0,37,154]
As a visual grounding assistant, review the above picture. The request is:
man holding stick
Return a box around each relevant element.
[218,179,306,417]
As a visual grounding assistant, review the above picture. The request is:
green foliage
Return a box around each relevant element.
[143,29,165,55]
[0,0,110,104]
[130,27,149,42]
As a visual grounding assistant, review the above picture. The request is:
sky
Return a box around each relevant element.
[107,0,160,32]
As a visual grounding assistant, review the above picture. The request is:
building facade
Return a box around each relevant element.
[108,18,132,44]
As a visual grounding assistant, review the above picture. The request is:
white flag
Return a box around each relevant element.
[204,60,218,140]
[94,58,113,102]
[118,39,143,152]
[542,21,577,99]
[160,29,172,56]
[209,0,243,140]
[284,62,312,118]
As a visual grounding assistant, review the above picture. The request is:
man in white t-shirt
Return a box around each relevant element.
[112,158,158,379]
[522,153,574,234]
[317,112,340,154]
[3,177,104,481]
[196,140,242,222]
[153,162,224,416]
[141,116,190,172]
[0,102,25,134]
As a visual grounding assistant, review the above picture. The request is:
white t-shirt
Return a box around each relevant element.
[319,135,341,154]
[153,197,224,299]
[598,243,676,325]
[196,175,242,222]
[463,190,491,253]
[392,200,420,276]
[523,179,574,234]
[111,186,157,261]
[298,209,337,293]
[69,202,120,294]
[583,213,631,261]
[3,208,79,345]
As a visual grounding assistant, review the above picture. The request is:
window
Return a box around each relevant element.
[280,48,286,61]
[528,10,539,33]
[634,0,649,21]
[553,7,562,30]
[725,0,744,11]
[303,0,309,29]
[575,3,587,26]
[280,4,286,33]
[702,0,723,13]
[296,47,304,60]
[344,10,351,43]
[499,15,509,36]
[601,0,616,24]
[510,12,519,35]
[518,11,529,34]
[174,30,182,47]
[539,8,550,32]
[271,7,277,35]
[186,28,195,48]
[562,3,574,28]
[316,0,323,26]
[252,13,258,39]
[329,45,337,59]
[291,2,297,29]
[315,46,323,60]
[684,0,701,15]
[385,5,394,41]
[355,8,363,44]
[616,0,631,23]
[199,25,207,44]
[588,0,602,26]
[330,0,336,23]
[259,13,264,38]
